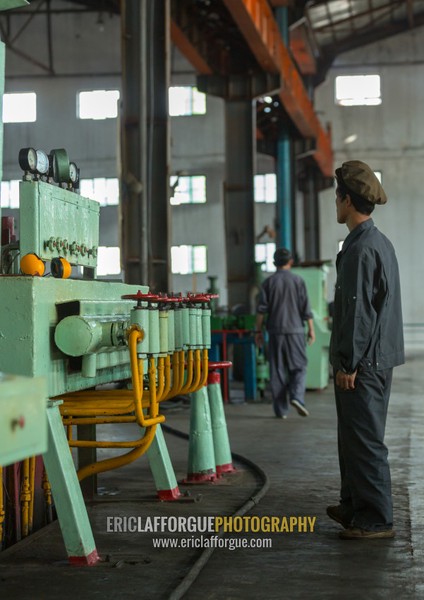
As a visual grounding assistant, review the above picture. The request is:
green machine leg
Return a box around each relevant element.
[42,401,99,565]
[208,378,235,475]
[185,386,217,483]
[146,425,182,501]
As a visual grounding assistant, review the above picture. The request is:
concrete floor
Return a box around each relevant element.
[1,348,424,599]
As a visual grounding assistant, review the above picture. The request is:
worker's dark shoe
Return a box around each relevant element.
[326,505,352,529]
[339,527,395,540]
[290,399,309,417]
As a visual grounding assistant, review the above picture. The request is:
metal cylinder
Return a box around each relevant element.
[174,307,183,350]
[181,306,190,349]
[159,309,169,356]
[130,306,149,356]
[149,307,160,355]
[167,309,175,353]
[189,307,198,348]
[54,315,127,357]
[202,307,211,349]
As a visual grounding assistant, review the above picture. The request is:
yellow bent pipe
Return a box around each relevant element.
[77,425,157,481]
[179,349,194,394]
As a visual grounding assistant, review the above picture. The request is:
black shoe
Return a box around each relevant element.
[326,505,352,529]
[290,399,309,417]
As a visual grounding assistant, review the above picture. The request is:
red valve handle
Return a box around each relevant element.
[121,291,160,302]
[208,361,232,370]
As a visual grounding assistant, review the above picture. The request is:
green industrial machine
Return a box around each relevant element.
[0,148,215,562]
[292,264,332,389]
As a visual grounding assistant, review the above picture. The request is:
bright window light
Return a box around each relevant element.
[80,178,119,206]
[97,246,121,276]
[255,242,276,272]
[1,180,20,208]
[170,175,206,205]
[171,244,207,274]
[374,171,382,183]
[254,173,277,203]
[3,92,36,123]
[169,86,206,116]
[78,90,120,120]
[335,75,381,106]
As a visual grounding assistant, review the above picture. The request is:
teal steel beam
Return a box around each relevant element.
[275,8,293,251]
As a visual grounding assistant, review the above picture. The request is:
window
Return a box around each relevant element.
[255,242,276,272]
[169,86,206,116]
[170,175,206,205]
[97,246,121,276]
[1,180,20,208]
[3,92,36,123]
[77,90,120,120]
[254,173,277,203]
[335,75,381,106]
[80,178,119,206]
[171,245,207,274]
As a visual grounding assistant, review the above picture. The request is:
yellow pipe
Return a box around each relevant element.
[28,456,36,534]
[161,354,172,400]
[20,459,31,538]
[63,416,137,426]
[129,328,164,427]
[42,468,53,524]
[157,356,165,400]
[189,349,202,393]
[162,351,180,401]
[200,348,209,388]
[179,349,194,394]
[77,424,157,481]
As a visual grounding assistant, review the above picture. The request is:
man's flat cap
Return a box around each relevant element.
[337,160,387,205]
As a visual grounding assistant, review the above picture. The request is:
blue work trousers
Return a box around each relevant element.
[268,333,307,417]
[335,367,393,530]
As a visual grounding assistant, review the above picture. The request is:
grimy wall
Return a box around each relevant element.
[316,26,424,326]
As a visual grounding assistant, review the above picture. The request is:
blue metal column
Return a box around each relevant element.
[275,7,293,251]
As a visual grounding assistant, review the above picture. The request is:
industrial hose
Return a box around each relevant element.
[161,423,270,600]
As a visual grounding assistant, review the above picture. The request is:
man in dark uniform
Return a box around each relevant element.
[255,248,315,419]
[327,160,405,539]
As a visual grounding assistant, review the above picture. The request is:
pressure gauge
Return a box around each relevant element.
[69,162,79,186]
[49,148,70,183]
[35,149,49,175]
[19,147,37,173]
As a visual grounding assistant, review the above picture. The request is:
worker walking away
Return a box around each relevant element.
[255,248,315,419]
[327,160,405,539]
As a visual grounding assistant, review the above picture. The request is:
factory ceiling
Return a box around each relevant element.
[4,0,424,83]
[2,0,423,176]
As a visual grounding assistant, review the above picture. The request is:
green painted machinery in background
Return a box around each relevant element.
[292,264,331,389]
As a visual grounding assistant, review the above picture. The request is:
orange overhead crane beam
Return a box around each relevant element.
[222,0,333,177]
[170,21,213,75]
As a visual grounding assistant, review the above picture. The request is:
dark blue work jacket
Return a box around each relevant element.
[330,219,405,374]
[257,269,313,334]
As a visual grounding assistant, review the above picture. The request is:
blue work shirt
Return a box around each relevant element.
[256,269,313,334]
[330,219,405,373]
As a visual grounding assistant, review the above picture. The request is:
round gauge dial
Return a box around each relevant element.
[36,149,49,175]
[19,147,37,173]
[69,162,79,184]
[50,148,70,183]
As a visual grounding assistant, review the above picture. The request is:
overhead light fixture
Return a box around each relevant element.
[344,134,358,144]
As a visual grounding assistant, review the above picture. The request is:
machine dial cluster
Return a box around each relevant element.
[18,147,80,192]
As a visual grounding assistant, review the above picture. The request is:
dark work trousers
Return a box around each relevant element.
[335,367,393,530]
[268,333,307,417]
